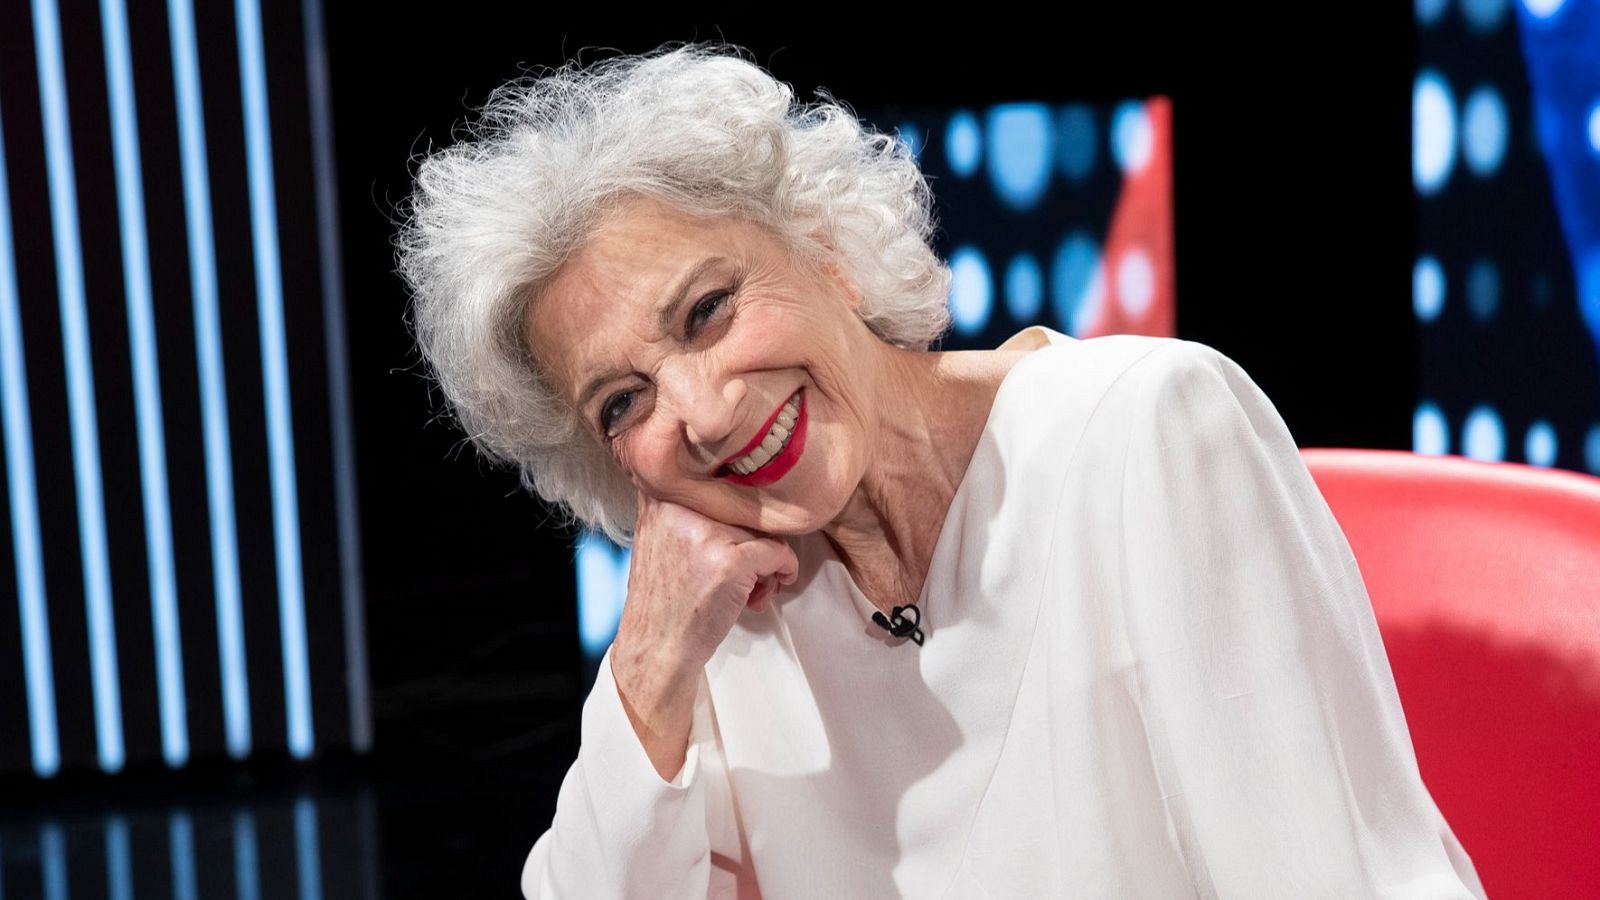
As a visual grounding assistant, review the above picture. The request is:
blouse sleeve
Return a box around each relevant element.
[519,643,718,899]
[1113,342,1488,899]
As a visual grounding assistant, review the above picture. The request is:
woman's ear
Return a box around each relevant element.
[806,230,864,313]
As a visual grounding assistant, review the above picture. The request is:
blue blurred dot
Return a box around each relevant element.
[1111,100,1153,174]
[1524,420,1558,466]
[1051,232,1103,335]
[946,111,981,178]
[1462,0,1508,31]
[1463,405,1505,461]
[1462,85,1509,176]
[1414,71,1457,196]
[1587,99,1600,156]
[1416,0,1450,24]
[1056,104,1098,182]
[1579,248,1600,347]
[1414,402,1451,456]
[1466,258,1500,321]
[1586,422,1600,475]
[576,530,631,659]
[948,246,993,336]
[1414,256,1447,321]
[1521,0,1568,20]
[897,121,924,160]
[1005,254,1044,322]
[986,103,1053,211]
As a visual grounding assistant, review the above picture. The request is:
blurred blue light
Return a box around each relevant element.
[234,811,262,900]
[946,111,981,177]
[1525,420,1558,466]
[1587,99,1600,156]
[1462,0,1509,31]
[897,121,923,160]
[42,822,67,900]
[1586,422,1600,475]
[1463,85,1509,176]
[1056,104,1097,182]
[1520,0,1567,19]
[1414,255,1447,321]
[33,0,126,774]
[170,812,198,900]
[1414,402,1451,456]
[295,796,324,900]
[106,816,132,900]
[1111,100,1153,175]
[169,0,252,760]
[1416,0,1450,25]
[986,103,1052,211]
[1580,248,1600,347]
[576,530,630,658]
[1466,258,1500,321]
[1414,70,1458,196]
[237,0,315,760]
[0,105,60,778]
[102,0,190,770]
[1051,232,1104,335]
[1463,405,1506,461]
[948,246,993,336]
[1005,253,1044,322]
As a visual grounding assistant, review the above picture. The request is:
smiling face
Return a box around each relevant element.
[526,195,887,535]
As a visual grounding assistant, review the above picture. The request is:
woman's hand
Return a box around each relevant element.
[609,488,799,781]
[619,488,799,669]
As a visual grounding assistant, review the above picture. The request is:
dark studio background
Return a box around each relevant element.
[0,5,1422,897]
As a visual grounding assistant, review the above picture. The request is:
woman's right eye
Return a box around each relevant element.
[602,390,636,434]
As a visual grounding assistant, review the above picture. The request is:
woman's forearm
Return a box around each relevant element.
[610,635,701,782]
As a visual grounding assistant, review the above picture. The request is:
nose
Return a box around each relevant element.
[659,359,747,452]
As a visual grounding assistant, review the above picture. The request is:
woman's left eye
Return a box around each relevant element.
[687,290,730,335]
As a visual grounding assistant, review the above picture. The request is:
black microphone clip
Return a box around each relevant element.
[871,603,925,646]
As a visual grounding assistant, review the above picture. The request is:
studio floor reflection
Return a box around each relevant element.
[0,790,378,900]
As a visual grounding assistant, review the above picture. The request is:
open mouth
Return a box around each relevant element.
[717,388,804,481]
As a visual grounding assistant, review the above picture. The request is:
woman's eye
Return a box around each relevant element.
[601,390,635,434]
[687,290,730,335]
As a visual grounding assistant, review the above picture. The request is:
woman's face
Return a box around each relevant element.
[526,195,882,535]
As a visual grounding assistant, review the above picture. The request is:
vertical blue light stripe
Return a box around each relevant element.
[101,0,190,770]
[41,823,68,900]
[235,0,314,759]
[300,0,370,754]
[294,796,324,900]
[233,811,261,900]
[167,0,252,758]
[31,0,126,773]
[106,816,133,900]
[0,103,61,778]
[169,812,198,900]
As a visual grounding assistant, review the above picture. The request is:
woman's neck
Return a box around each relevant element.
[821,343,1027,617]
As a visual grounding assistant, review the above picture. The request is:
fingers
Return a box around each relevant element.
[736,535,800,585]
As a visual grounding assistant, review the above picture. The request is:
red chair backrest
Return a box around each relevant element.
[1300,448,1600,899]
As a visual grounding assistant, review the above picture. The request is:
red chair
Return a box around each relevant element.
[1300,448,1600,900]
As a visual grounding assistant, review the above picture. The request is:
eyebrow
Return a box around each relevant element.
[576,255,730,414]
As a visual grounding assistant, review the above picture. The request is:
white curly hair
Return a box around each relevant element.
[396,42,954,547]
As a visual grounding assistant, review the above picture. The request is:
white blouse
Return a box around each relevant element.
[521,326,1488,899]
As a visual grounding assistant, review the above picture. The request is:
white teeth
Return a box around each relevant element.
[728,391,801,475]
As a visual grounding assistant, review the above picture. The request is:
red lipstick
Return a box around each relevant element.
[719,388,806,487]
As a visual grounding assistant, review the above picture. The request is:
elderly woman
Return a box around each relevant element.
[399,44,1486,900]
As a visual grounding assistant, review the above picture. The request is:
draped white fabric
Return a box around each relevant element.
[521,327,1488,899]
